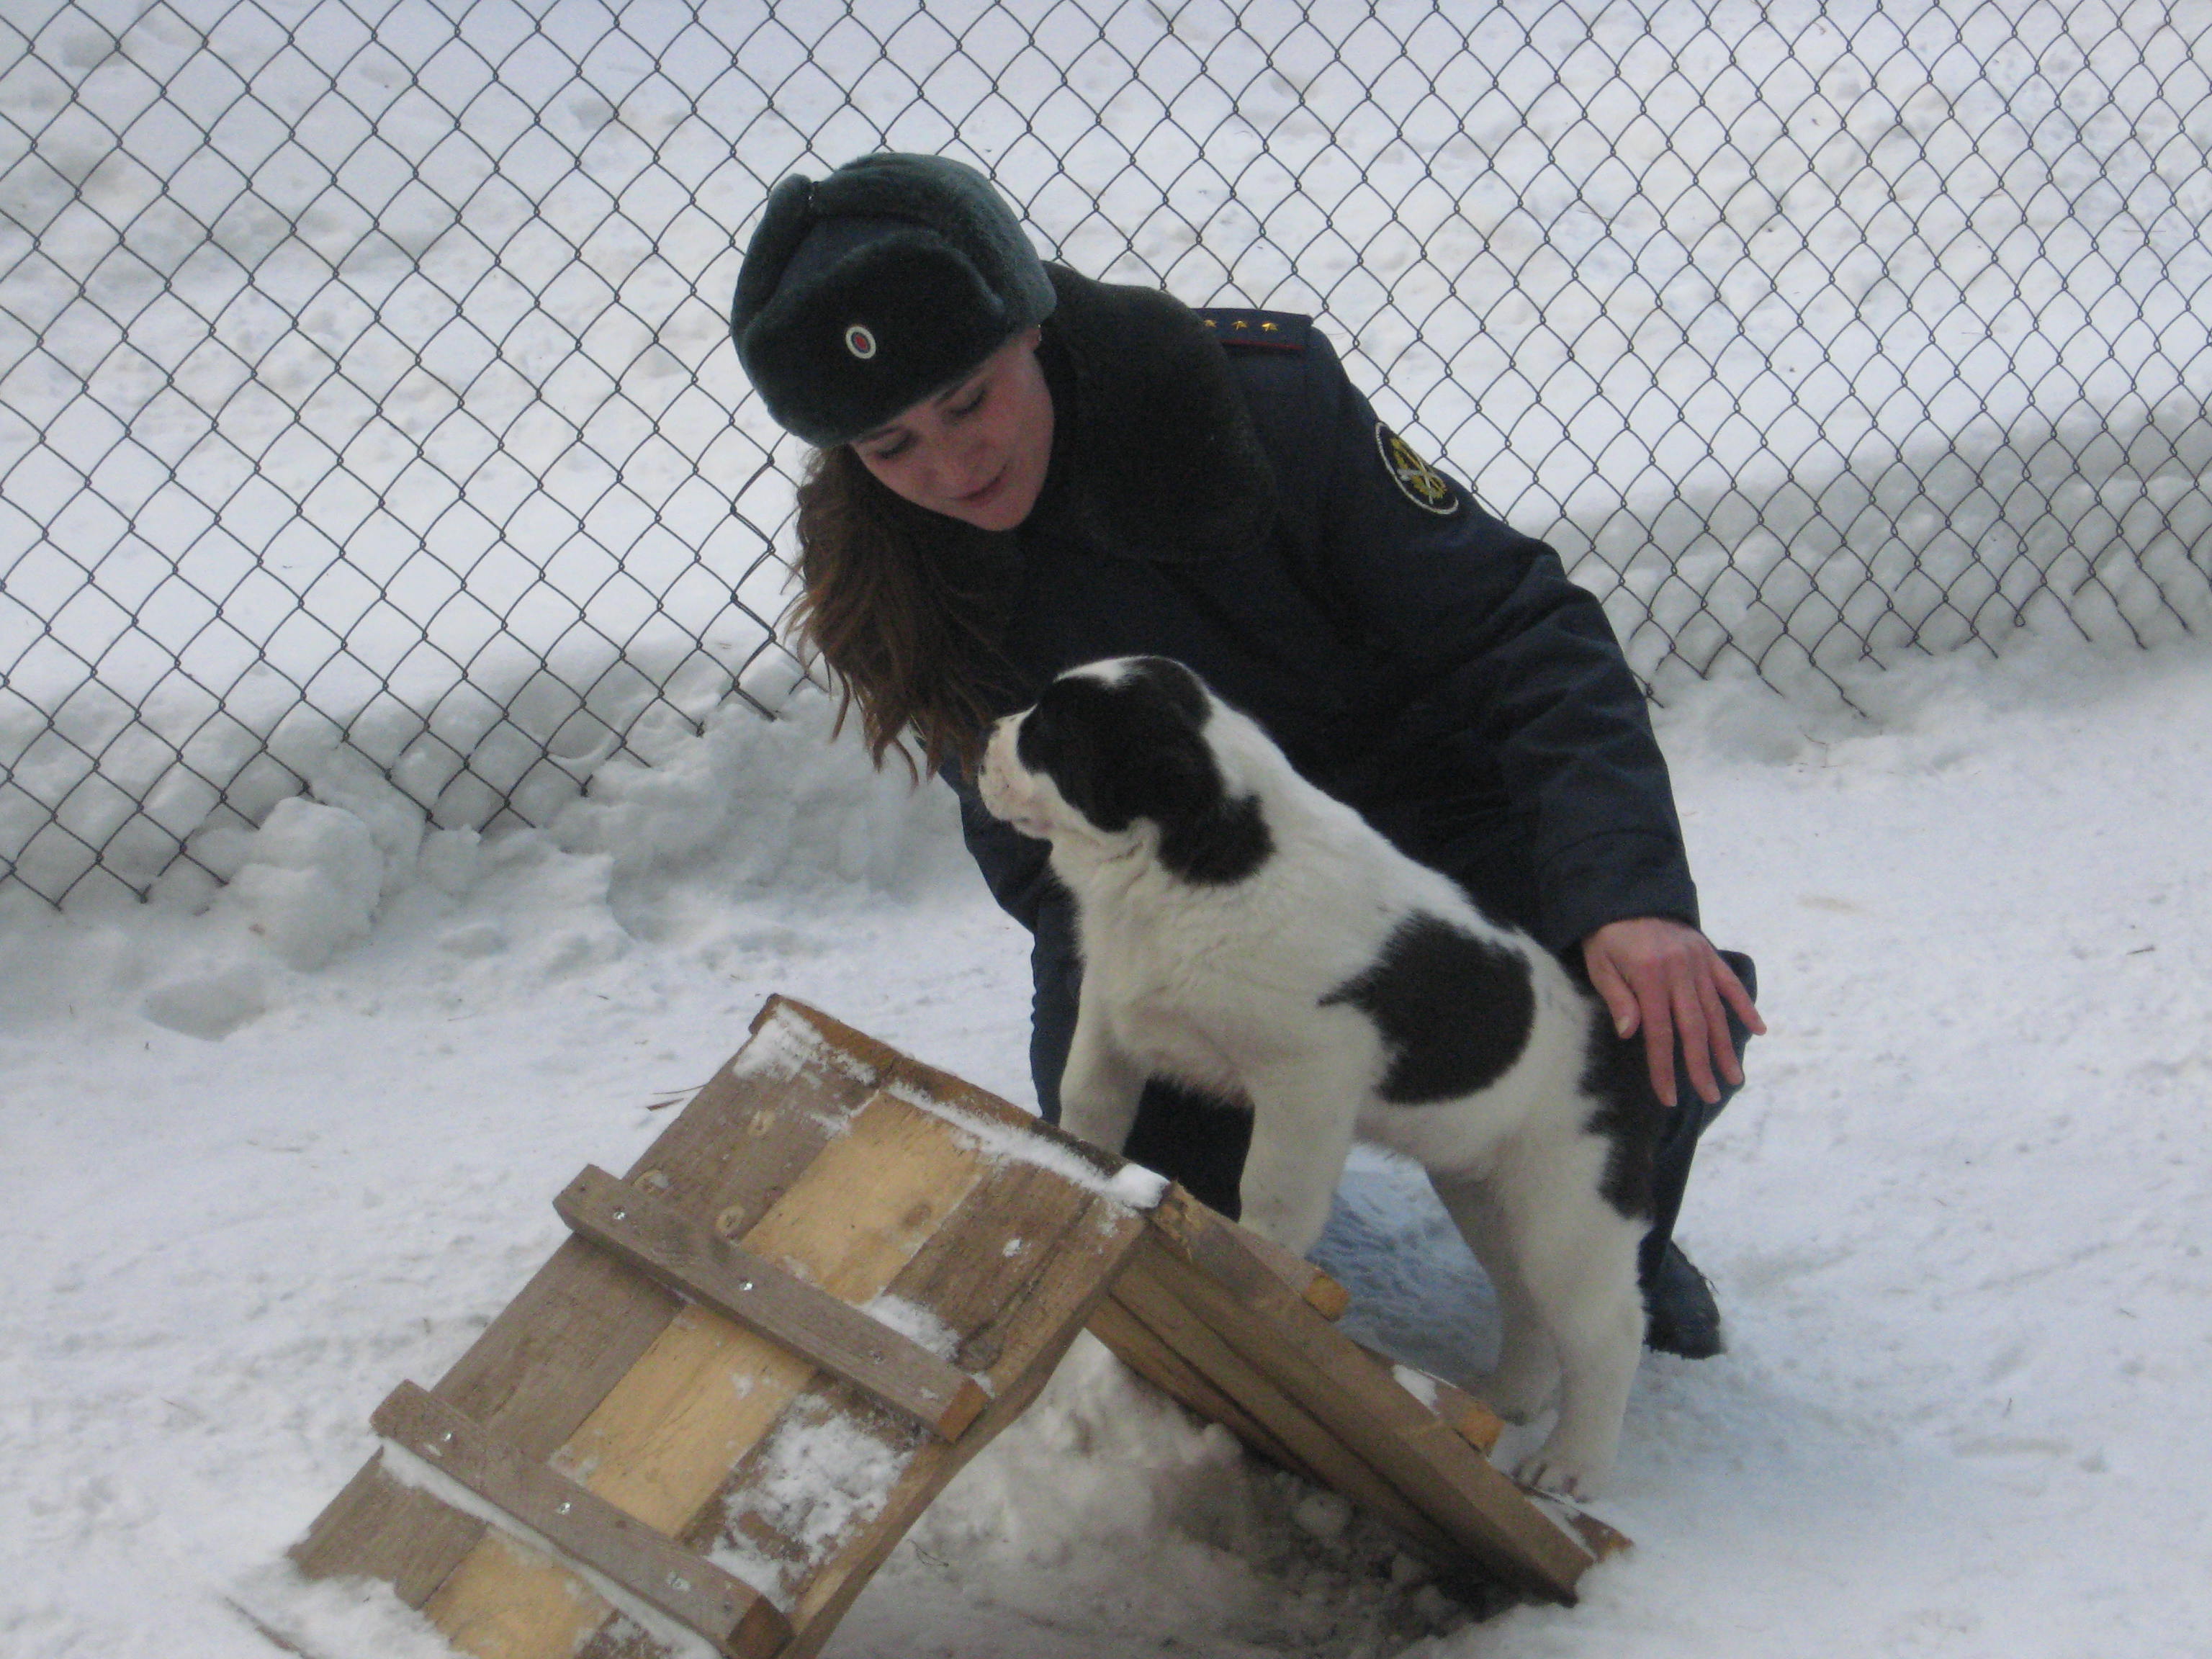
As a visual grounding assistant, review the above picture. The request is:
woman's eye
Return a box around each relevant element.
[865,436,911,463]
[950,385,988,418]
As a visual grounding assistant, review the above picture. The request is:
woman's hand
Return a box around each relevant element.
[1581,917,1766,1108]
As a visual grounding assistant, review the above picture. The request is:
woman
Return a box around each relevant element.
[729,152,1764,1357]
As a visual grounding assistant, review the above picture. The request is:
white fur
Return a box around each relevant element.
[978,658,1649,1497]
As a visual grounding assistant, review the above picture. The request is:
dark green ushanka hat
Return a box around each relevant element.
[730,153,1057,447]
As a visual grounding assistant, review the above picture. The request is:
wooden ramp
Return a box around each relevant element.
[286,996,1619,1658]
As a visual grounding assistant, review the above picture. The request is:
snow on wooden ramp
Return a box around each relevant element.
[284,995,1619,1658]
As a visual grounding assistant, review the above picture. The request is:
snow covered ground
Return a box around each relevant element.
[4,628,2208,1658]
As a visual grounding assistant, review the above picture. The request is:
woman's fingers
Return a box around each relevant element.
[1583,917,1765,1109]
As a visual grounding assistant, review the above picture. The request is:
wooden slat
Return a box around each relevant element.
[1424,1374,1506,1456]
[372,1382,789,1658]
[423,1529,613,1659]
[762,998,1124,1187]
[556,1164,990,1439]
[562,1089,983,1531]
[1110,1236,1462,1562]
[1561,1507,1633,1561]
[1085,1294,1318,1480]
[1349,1341,1507,1456]
[1130,1216,1592,1601]
[1188,1217,1352,1321]
[287,1451,491,1604]
[629,1000,886,1228]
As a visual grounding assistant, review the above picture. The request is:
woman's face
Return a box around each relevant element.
[850,327,1053,531]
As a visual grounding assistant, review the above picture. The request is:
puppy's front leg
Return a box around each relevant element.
[1058,984,1146,1156]
[1234,1056,1364,1255]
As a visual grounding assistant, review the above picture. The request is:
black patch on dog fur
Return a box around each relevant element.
[1575,1028,1663,1223]
[1320,914,1535,1103]
[1575,949,1758,1226]
[1016,659,1272,885]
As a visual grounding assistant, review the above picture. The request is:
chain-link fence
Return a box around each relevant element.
[5,0,2210,909]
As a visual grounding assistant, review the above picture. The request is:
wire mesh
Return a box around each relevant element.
[4,0,2209,908]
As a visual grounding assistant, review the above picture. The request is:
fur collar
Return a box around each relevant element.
[1030,266,1279,565]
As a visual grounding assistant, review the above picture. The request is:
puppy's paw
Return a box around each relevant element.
[1511,1445,1608,1501]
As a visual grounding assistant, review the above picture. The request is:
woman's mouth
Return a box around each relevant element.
[956,466,1005,507]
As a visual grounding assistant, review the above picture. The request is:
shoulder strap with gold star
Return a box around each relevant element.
[1194,307,1310,353]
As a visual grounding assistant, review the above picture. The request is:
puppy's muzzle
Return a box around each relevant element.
[977,713,1053,837]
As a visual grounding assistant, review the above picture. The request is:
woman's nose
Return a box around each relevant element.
[927,433,990,496]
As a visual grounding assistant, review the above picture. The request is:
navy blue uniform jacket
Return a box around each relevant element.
[945,268,1699,1120]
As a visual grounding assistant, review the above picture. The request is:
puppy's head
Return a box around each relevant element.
[978,657,1271,885]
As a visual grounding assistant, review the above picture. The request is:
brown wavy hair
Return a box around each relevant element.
[783,444,1011,779]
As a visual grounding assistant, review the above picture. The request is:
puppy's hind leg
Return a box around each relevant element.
[1496,1160,1648,1498]
[1058,986,1146,1156]
[1427,1170,1560,1425]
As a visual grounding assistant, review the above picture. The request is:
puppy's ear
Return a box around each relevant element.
[1012,686,1105,825]
[1122,662,1272,884]
[1126,657,1210,726]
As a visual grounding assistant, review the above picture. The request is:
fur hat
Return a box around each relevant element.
[730,153,1057,447]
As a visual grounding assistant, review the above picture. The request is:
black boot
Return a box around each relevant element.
[1637,950,1758,1359]
[1644,1238,1725,1358]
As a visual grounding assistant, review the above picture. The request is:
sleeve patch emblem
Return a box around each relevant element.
[1376,424,1460,516]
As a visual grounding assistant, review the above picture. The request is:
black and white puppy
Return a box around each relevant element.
[978,657,1663,1497]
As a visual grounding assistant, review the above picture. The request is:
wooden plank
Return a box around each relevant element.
[422,1529,613,1659]
[415,1087,988,1659]
[439,1237,685,1450]
[953,1191,1154,1399]
[887,1160,1095,1377]
[931,1168,1138,1382]
[288,1455,491,1604]
[292,1000,1150,1657]
[443,1002,896,1448]
[1085,1294,1318,1481]
[1110,1236,1462,1563]
[1424,1375,1506,1457]
[1349,1341,1507,1456]
[1561,1507,1633,1561]
[1182,1213,1351,1321]
[629,999,888,1230]
[556,1164,990,1439]
[1132,1223,1592,1601]
[373,1382,788,1658]
[291,1239,677,1604]
[1136,1188,1351,1320]
[765,997,1123,1185]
